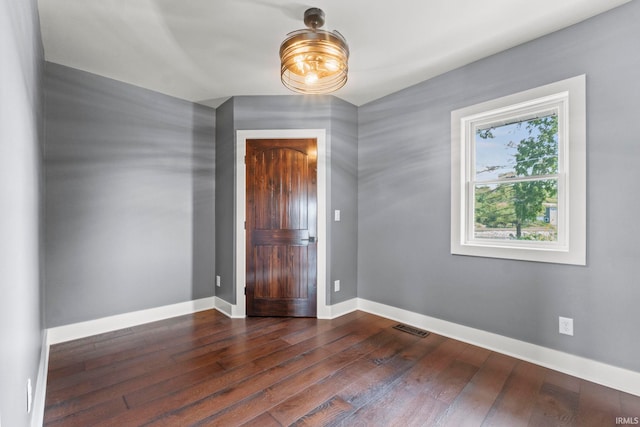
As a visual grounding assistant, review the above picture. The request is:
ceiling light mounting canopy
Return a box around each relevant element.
[279,7,349,94]
[303,7,325,29]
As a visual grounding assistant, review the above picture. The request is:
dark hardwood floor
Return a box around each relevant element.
[44,310,639,426]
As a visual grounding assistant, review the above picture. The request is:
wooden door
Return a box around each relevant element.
[246,138,317,317]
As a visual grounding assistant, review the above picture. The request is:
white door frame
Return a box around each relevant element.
[235,129,328,318]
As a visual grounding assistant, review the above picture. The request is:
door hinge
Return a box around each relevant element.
[244,221,246,229]
[244,287,247,295]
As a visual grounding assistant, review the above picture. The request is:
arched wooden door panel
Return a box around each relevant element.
[245,138,317,317]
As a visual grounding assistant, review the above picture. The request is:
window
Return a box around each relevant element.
[451,75,586,265]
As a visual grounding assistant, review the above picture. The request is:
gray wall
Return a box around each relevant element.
[215,95,358,305]
[358,0,640,372]
[0,0,44,425]
[192,99,216,300]
[214,98,235,302]
[326,98,359,304]
[44,63,215,327]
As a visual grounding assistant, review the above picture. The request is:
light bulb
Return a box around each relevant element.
[305,72,318,85]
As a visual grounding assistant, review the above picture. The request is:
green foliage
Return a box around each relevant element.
[514,116,558,177]
[475,184,515,228]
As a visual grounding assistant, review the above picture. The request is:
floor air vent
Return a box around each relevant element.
[392,324,430,338]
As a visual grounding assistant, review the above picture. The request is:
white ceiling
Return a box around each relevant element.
[38,0,629,108]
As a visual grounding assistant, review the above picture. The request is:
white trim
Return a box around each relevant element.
[235,129,328,318]
[451,75,586,265]
[213,296,245,318]
[318,298,359,319]
[46,297,215,345]
[30,331,49,427]
[37,296,640,403]
[357,298,640,397]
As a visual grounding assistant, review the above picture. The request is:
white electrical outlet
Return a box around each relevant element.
[216,275,221,287]
[334,280,340,292]
[334,210,341,222]
[559,316,574,336]
[26,378,33,414]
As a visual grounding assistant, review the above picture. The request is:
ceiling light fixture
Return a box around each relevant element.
[279,7,349,94]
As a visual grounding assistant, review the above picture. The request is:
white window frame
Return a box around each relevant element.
[451,75,586,265]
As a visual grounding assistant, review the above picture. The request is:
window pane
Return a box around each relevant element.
[475,114,558,181]
[474,180,558,241]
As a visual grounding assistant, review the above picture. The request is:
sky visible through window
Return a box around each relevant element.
[475,122,531,181]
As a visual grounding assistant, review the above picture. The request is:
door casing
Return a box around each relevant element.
[236,129,328,318]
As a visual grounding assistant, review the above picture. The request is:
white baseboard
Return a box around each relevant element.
[213,296,233,317]
[318,297,359,319]
[30,330,49,427]
[47,297,215,345]
[213,296,245,318]
[213,296,359,320]
[39,295,640,398]
[357,298,640,397]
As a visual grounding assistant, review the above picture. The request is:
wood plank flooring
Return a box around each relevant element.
[44,310,640,426]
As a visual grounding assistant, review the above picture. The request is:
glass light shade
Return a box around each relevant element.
[280,28,349,94]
